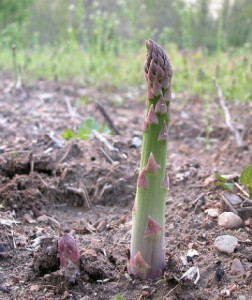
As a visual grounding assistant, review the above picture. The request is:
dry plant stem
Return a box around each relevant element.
[213,79,243,148]
[129,39,172,280]
[64,96,76,116]
[95,101,120,135]
[92,129,118,152]
[234,182,250,198]
[12,44,18,85]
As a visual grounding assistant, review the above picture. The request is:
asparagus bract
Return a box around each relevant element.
[129,39,172,280]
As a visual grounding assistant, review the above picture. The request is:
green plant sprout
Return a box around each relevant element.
[128,39,172,280]
[215,173,234,193]
[112,295,125,300]
[240,165,252,198]
[62,117,110,140]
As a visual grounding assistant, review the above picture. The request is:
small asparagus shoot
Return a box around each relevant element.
[58,232,80,282]
[129,39,172,280]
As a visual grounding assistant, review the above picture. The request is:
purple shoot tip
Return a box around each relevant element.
[58,232,80,268]
[129,251,150,280]
[155,95,167,115]
[152,78,162,97]
[144,216,162,239]
[137,170,149,189]
[144,152,160,173]
[163,88,171,102]
[146,105,158,125]
[158,121,168,142]
[161,170,169,190]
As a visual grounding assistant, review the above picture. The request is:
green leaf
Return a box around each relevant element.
[77,127,90,140]
[80,117,100,131]
[62,117,110,141]
[112,295,125,300]
[215,173,227,183]
[80,96,90,105]
[61,129,76,140]
[216,181,234,192]
[240,165,252,187]
[249,187,252,199]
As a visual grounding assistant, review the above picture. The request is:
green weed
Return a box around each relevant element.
[0,42,251,102]
[62,117,110,141]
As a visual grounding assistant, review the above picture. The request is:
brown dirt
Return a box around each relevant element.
[0,78,252,300]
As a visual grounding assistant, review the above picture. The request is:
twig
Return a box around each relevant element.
[238,239,252,244]
[222,193,238,215]
[99,147,114,165]
[95,101,120,135]
[92,129,118,152]
[45,133,63,148]
[47,216,61,230]
[66,186,91,209]
[12,44,18,86]
[238,194,251,204]
[237,207,252,220]
[213,79,244,148]
[163,283,180,299]
[29,152,34,174]
[1,150,30,156]
[64,96,76,116]
[191,193,205,210]
[234,182,250,198]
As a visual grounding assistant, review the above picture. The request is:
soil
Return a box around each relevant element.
[0,77,252,300]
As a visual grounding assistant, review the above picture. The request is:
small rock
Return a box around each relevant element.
[96,220,107,232]
[238,295,246,300]
[230,258,245,275]
[214,235,238,254]
[218,212,243,229]
[129,137,142,148]
[224,193,242,205]
[215,267,225,281]
[62,291,70,300]
[205,208,219,218]
[244,218,252,229]
[188,242,198,250]
[178,143,190,154]
[23,213,36,224]
[220,289,231,297]
[37,215,49,222]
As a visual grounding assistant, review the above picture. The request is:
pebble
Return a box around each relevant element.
[230,258,245,275]
[129,136,142,148]
[37,215,49,222]
[205,208,219,218]
[238,296,246,300]
[214,235,238,254]
[225,193,242,205]
[218,212,243,229]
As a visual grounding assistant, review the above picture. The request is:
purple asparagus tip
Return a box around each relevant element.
[58,232,80,268]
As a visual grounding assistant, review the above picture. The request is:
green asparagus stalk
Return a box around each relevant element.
[128,39,172,280]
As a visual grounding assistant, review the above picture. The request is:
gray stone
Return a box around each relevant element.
[218,212,243,229]
[225,193,242,205]
[230,258,245,275]
[238,296,246,300]
[214,235,238,254]
[130,136,142,148]
[205,208,219,218]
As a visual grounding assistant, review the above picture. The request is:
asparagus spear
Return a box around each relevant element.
[129,39,172,280]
